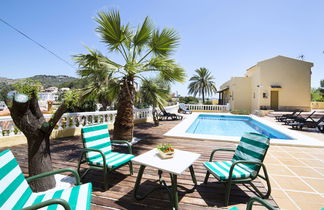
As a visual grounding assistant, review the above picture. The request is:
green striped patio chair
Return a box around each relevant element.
[0,149,92,210]
[229,197,276,210]
[203,132,271,206]
[77,124,134,190]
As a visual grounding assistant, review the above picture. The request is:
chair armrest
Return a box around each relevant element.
[247,197,276,210]
[111,140,133,154]
[229,160,268,180]
[22,198,71,210]
[26,168,80,185]
[209,148,236,162]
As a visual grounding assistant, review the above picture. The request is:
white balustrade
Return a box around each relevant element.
[0,105,178,138]
[184,103,230,112]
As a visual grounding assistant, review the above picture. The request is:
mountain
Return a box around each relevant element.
[0,75,77,88]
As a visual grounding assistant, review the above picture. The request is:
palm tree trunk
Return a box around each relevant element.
[113,75,135,141]
[202,87,205,104]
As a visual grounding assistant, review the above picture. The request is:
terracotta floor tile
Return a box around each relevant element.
[303,178,324,193]
[279,158,306,166]
[266,164,294,176]
[313,167,324,175]
[272,175,314,192]
[289,152,317,160]
[270,190,299,210]
[270,153,293,160]
[287,191,324,210]
[299,159,324,167]
[289,166,323,178]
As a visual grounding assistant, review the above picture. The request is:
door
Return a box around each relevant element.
[270,91,279,110]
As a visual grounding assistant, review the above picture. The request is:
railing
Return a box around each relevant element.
[184,103,230,112]
[0,104,179,137]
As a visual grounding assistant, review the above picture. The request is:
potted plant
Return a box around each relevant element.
[157,144,175,159]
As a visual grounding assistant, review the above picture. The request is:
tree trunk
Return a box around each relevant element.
[7,93,67,192]
[27,134,55,192]
[152,107,159,126]
[202,88,205,104]
[113,75,135,141]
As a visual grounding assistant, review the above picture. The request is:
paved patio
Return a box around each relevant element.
[2,120,278,210]
[262,115,324,209]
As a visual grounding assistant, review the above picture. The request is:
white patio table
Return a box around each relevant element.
[132,148,200,210]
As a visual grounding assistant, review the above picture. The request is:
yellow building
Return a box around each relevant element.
[218,56,313,113]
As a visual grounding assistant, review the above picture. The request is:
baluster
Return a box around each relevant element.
[0,122,3,137]
[8,122,15,136]
[71,116,76,128]
[57,119,63,130]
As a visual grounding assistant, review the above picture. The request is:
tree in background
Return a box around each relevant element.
[311,79,324,102]
[179,96,199,104]
[137,78,170,125]
[76,51,120,111]
[74,10,185,141]
[5,79,80,192]
[188,67,217,103]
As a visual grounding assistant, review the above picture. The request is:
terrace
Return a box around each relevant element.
[2,107,324,209]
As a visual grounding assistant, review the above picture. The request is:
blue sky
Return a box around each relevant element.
[1,0,323,96]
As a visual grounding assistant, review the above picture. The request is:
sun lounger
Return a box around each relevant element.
[158,110,183,120]
[284,111,316,125]
[275,111,297,121]
[290,116,324,132]
[178,103,192,114]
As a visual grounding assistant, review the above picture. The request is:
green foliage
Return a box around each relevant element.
[320,79,324,88]
[74,10,185,105]
[13,79,41,98]
[188,67,217,103]
[203,99,213,105]
[0,83,13,101]
[136,77,170,109]
[58,78,88,89]
[179,96,199,104]
[62,90,81,108]
[311,88,324,102]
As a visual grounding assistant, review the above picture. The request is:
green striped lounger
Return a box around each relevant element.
[81,124,134,168]
[203,132,271,206]
[204,133,269,180]
[0,149,92,210]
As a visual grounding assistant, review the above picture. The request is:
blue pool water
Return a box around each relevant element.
[186,115,292,140]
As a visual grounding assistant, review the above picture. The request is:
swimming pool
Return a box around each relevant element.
[164,113,324,147]
[186,114,292,139]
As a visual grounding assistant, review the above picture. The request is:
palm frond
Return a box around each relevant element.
[148,28,179,57]
[95,10,126,52]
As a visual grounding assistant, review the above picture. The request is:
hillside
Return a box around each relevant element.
[0,75,77,88]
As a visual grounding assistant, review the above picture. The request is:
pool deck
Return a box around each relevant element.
[2,118,324,209]
[2,120,278,210]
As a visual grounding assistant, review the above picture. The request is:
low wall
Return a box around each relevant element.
[311,102,324,109]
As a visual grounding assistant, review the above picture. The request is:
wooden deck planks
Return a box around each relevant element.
[2,120,278,209]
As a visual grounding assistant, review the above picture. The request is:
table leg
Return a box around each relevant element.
[134,165,146,200]
[189,165,197,187]
[170,174,178,210]
[158,169,163,185]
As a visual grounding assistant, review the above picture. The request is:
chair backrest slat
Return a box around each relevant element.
[81,124,112,161]
[0,149,32,209]
[232,132,270,174]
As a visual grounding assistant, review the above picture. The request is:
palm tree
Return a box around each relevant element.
[77,48,119,110]
[74,10,185,141]
[188,67,217,103]
[138,78,170,125]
